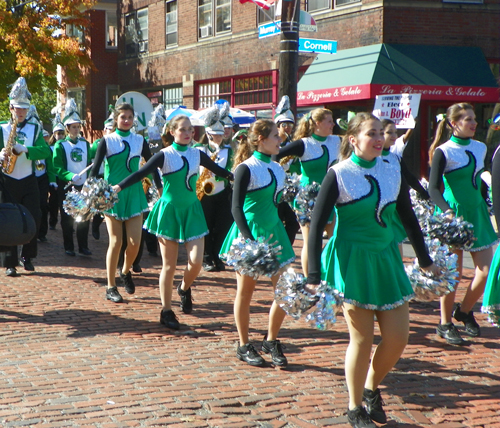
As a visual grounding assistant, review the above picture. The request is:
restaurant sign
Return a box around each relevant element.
[297,83,499,105]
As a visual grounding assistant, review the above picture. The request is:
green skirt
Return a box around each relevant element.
[321,237,414,310]
[144,197,208,243]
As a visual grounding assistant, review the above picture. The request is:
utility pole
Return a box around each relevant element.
[278,0,300,116]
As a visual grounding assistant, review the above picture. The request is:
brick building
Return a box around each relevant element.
[67,0,500,171]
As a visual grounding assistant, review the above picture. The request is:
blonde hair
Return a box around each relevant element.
[292,108,333,140]
[233,119,275,169]
[339,112,380,161]
[428,102,474,165]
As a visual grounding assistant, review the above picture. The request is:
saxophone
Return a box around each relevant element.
[196,148,219,200]
[2,116,19,174]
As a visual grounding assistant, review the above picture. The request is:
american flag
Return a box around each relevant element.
[239,0,275,10]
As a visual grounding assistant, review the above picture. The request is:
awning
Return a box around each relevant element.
[297,44,500,105]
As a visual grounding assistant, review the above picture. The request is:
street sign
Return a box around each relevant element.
[299,10,317,32]
[258,20,281,38]
[298,38,337,54]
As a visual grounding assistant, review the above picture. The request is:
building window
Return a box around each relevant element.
[335,0,360,6]
[164,86,183,109]
[307,0,330,11]
[66,23,84,44]
[166,1,178,46]
[235,75,272,106]
[198,0,231,39]
[106,10,118,48]
[125,8,148,57]
[66,89,86,120]
[257,4,275,24]
[198,81,231,109]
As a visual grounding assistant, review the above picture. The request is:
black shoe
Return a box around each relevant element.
[5,267,18,277]
[237,343,265,366]
[132,263,142,273]
[262,336,288,366]
[65,250,76,256]
[437,322,465,345]
[347,406,376,428]
[92,229,100,240]
[215,260,226,271]
[453,303,481,337]
[79,248,92,256]
[160,309,180,330]
[177,283,193,314]
[120,271,136,294]
[20,257,34,271]
[106,287,123,303]
[363,388,386,424]
[203,262,218,272]
[38,236,48,242]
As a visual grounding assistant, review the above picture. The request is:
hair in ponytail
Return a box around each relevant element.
[428,102,474,165]
[338,112,380,161]
[233,119,275,169]
[293,108,333,140]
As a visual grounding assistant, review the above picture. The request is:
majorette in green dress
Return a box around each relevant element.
[297,134,341,223]
[144,143,209,243]
[321,154,414,310]
[103,130,149,220]
[435,136,498,251]
[219,151,296,269]
[382,149,407,244]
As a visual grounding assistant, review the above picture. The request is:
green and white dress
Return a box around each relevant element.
[320,154,415,310]
[434,136,498,251]
[219,151,296,269]
[144,143,209,243]
[101,130,149,220]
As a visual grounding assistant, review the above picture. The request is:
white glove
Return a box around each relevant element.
[0,148,6,162]
[72,173,85,186]
[13,144,28,154]
[50,182,58,189]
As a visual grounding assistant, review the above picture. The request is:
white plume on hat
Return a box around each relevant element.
[217,101,233,128]
[9,77,31,109]
[274,95,294,124]
[203,105,224,135]
[62,98,82,126]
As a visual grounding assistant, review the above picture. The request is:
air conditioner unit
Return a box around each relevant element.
[200,25,212,38]
[138,41,148,52]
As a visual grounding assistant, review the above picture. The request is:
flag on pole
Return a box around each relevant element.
[239,0,275,10]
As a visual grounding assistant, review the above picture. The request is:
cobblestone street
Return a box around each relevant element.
[1,227,499,427]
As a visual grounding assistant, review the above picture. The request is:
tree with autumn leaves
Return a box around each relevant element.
[0,0,96,100]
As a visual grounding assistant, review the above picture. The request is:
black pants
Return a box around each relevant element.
[48,183,59,228]
[58,181,89,252]
[201,187,233,265]
[278,201,300,245]
[37,173,49,239]
[2,174,41,267]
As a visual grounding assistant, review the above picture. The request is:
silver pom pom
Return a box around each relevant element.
[281,173,301,203]
[305,281,343,330]
[63,177,119,222]
[295,182,321,226]
[481,307,500,328]
[406,238,459,302]
[146,184,160,210]
[225,236,282,279]
[274,268,319,320]
[424,214,475,251]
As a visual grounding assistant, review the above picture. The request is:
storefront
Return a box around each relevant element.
[297,43,500,177]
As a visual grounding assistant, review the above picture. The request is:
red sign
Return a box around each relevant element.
[297,83,500,105]
[147,91,162,98]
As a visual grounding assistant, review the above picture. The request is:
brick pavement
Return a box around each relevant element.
[1,225,500,427]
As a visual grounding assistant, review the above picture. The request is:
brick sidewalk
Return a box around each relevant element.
[1,225,499,427]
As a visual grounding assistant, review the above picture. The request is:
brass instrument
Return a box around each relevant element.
[2,116,19,174]
[196,149,218,200]
[35,160,46,171]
